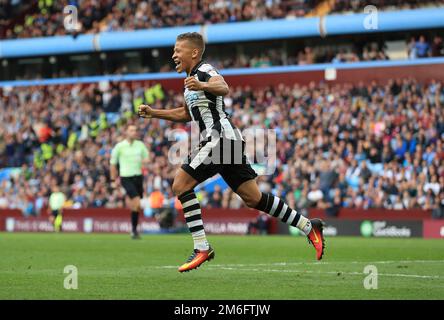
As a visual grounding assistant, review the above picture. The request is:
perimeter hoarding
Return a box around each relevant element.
[423,220,444,239]
[279,219,424,238]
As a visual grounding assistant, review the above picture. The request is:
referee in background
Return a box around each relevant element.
[110,124,149,239]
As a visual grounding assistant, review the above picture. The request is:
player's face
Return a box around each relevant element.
[172,40,194,74]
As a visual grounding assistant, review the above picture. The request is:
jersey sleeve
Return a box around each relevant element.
[197,64,220,82]
[110,144,120,165]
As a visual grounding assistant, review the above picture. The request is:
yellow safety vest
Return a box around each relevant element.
[67,132,77,149]
[41,143,53,161]
[33,151,44,169]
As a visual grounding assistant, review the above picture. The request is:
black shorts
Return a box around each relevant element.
[120,175,144,198]
[181,136,258,192]
[51,209,61,217]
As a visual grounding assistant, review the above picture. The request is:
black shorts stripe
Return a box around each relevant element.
[290,212,301,227]
[185,214,202,223]
[189,225,204,233]
[282,207,293,222]
[274,200,285,218]
[183,203,201,213]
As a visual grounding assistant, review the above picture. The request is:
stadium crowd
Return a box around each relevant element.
[331,0,444,13]
[184,42,390,71]
[3,0,444,39]
[2,0,314,39]
[0,78,443,218]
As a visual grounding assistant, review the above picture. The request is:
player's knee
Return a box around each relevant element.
[242,194,260,208]
[172,179,187,197]
[172,173,197,196]
[133,198,141,210]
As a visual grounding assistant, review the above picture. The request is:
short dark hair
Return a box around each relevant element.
[176,32,205,57]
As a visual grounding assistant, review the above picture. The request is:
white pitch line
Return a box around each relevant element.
[154,260,444,279]
[209,267,442,279]
[208,260,444,267]
[155,259,444,269]
[155,265,442,279]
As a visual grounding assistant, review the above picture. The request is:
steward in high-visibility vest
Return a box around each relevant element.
[89,120,99,138]
[41,143,53,161]
[67,132,77,149]
[33,151,44,169]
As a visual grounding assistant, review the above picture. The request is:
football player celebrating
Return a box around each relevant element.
[138,32,325,272]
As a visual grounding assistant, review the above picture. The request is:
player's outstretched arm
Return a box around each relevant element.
[138,104,191,122]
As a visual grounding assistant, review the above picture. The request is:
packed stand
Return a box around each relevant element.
[3,0,316,39]
[331,0,444,13]
[0,78,443,218]
[161,43,390,72]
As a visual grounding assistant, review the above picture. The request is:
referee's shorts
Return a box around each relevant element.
[181,136,258,192]
[120,175,144,199]
[51,209,62,217]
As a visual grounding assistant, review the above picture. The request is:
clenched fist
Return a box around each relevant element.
[184,76,204,91]
[138,104,153,118]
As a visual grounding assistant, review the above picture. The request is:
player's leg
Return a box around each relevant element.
[127,195,141,238]
[173,137,222,272]
[49,211,55,231]
[51,209,62,232]
[172,168,207,249]
[235,179,325,260]
[54,210,63,232]
[130,175,145,239]
[122,176,142,239]
[172,167,216,272]
[219,136,325,259]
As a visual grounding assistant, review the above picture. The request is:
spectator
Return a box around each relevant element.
[105,87,122,113]
[408,37,418,59]
[415,36,431,58]
[246,212,270,235]
[432,192,444,219]
[150,188,165,217]
[208,185,223,208]
[431,36,444,57]
[424,175,441,196]
[0,78,442,213]
[325,189,342,217]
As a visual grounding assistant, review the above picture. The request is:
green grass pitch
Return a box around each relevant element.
[1,233,443,300]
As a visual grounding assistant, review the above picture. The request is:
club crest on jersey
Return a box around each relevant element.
[185,92,199,105]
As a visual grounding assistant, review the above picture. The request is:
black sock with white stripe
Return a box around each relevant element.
[178,189,209,251]
[255,193,312,235]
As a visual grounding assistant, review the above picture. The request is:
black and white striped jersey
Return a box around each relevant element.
[184,61,243,141]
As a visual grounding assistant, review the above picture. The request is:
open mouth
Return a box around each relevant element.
[174,59,182,71]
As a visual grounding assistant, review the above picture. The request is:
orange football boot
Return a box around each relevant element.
[178,247,215,272]
[307,219,326,260]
